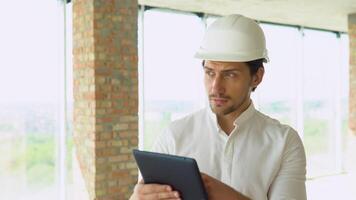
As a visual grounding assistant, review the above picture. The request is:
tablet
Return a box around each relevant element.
[132,149,208,200]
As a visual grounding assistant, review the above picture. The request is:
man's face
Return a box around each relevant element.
[203,60,262,116]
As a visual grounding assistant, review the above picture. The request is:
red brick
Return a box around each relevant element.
[350,14,356,135]
[74,0,138,199]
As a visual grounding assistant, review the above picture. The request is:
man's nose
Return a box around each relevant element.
[211,75,225,94]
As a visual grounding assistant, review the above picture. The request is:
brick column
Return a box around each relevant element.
[346,14,356,172]
[349,13,356,135]
[73,0,138,199]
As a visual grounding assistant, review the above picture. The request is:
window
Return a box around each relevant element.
[0,1,72,199]
[255,25,349,177]
[256,24,300,127]
[301,30,344,177]
[139,8,349,179]
[140,8,206,150]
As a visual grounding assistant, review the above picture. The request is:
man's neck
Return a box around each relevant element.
[217,99,251,135]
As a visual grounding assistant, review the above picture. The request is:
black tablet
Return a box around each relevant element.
[132,149,208,200]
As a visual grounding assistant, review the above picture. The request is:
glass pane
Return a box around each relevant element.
[0,1,64,199]
[65,2,75,199]
[340,34,349,154]
[143,9,206,150]
[257,24,300,128]
[302,30,339,177]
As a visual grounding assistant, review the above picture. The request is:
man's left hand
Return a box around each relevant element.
[201,173,250,200]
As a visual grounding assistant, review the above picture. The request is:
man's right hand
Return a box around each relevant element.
[129,180,181,200]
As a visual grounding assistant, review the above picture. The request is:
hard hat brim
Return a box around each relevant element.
[194,49,269,63]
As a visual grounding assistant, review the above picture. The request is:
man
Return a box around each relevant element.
[130,14,306,200]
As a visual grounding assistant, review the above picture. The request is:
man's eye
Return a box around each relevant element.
[205,71,215,76]
[225,73,237,78]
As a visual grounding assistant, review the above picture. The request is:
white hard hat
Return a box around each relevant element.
[195,14,269,63]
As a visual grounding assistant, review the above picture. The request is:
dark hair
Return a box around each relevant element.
[202,59,264,91]
[246,59,264,92]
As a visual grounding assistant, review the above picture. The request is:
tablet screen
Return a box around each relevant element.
[133,149,208,200]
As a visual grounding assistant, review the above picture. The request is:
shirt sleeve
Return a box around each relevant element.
[268,129,307,200]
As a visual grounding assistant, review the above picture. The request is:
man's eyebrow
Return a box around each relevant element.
[203,66,213,70]
[221,69,241,73]
[203,66,241,72]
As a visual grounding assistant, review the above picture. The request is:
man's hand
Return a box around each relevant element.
[201,173,250,200]
[129,179,181,200]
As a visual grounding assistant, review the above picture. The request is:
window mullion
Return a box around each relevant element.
[296,27,305,140]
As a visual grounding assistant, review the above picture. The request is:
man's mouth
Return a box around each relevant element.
[210,97,229,106]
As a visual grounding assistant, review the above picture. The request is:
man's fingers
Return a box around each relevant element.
[141,191,180,200]
[137,183,172,194]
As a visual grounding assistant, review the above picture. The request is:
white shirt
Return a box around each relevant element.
[152,103,307,200]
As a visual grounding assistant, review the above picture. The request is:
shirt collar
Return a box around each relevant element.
[233,102,256,126]
[207,101,256,132]
[207,106,220,132]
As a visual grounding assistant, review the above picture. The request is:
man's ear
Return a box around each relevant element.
[251,67,264,88]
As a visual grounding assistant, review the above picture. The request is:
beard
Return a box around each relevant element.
[209,100,244,116]
[209,93,249,116]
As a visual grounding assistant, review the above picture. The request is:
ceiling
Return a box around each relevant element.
[138,0,356,32]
